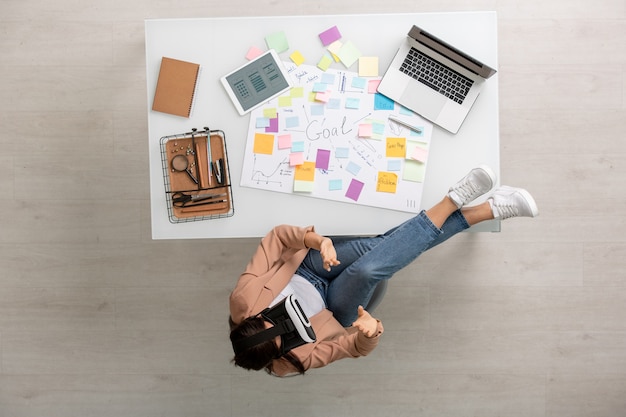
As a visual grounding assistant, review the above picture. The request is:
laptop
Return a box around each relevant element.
[378,25,496,134]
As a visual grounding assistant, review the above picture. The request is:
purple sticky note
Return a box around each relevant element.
[319,25,342,46]
[345,179,365,201]
[315,149,331,170]
[265,116,279,133]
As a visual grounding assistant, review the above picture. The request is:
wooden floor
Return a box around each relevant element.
[1,1,625,416]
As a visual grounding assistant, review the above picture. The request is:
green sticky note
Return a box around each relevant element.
[337,40,362,68]
[403,159,426,182]
[317,55,333,71]
[265,31,289,53]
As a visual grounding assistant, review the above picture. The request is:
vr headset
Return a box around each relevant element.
[232,294,316,357]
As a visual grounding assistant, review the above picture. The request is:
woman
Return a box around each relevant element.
[229,166,538,376]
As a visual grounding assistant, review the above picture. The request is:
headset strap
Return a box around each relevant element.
[232,319,295,355]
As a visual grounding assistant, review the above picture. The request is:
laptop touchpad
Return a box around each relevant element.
[400,84,446,119]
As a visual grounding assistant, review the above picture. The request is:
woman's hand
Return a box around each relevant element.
[352,306,379,337]
[319,237,340,271]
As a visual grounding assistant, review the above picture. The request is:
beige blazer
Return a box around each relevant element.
[229,224,383,375]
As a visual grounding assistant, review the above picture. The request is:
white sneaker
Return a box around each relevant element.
[447,165,497,208]
[488,186,539,220]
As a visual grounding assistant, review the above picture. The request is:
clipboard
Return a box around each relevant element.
[159,128,234,223]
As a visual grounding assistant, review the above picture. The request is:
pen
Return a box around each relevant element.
[207,136,213,185]
[388,116,423,134]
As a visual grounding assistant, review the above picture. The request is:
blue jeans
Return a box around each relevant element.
[295,210,470,326]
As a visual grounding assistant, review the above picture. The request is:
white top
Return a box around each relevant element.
[270,274,326,318]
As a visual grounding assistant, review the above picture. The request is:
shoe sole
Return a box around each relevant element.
[500,185,540,217]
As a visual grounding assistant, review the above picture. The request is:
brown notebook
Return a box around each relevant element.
[152,57,200,118]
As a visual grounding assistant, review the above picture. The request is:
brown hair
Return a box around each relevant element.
[229,316,306,376]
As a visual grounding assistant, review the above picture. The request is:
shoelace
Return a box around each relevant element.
[453,180,480,202]
[493,203,518,220]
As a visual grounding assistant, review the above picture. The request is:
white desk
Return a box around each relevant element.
[145,12,500,239]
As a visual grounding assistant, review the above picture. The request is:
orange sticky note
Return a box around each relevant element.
[294,161,315,181]
[376,171,398,193]
[386,137,406,158]
[253,133,274,155]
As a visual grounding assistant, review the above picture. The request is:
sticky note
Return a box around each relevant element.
[319,25,342,46]
[253,133,274,155]
[317,55,333,71]
[359,56,379,77]
[358,124,373,138]
[313,83,328,93]
[294,161,315,181]
[337,40,362,68]
[352,77,367,89]
[387,159,402,171]
[265,116,279,133]
[285,116,299,128]
[345,98,360,109]
[294,180,315,192]
[327,40,343,56]
[246,46,264,60]
[278,134,292,149]
[290,87,304,98]
[386,137,406,158]
[290,152,304,166]
[327,98,341,109]
[315,149,331,170]
[329,179,343,191]
[403,159,427,182]
[290,50,306,66]
[315,91,332,103]
[278,96,292,107]
[376,172,398,193]
[368,79,381,93]
[263,108,277,118]
[321,73,336,84]
[291,141,305,152]
[256,117,270,128]
[346,179,365,201]
[311,104,325,116]
[265,31,289,53]
[374,93,394,110]
[335,147,350,158]
[411,145,429,163]
[346,161,361,176]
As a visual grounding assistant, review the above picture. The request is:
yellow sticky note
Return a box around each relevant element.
[263,108,277,118]
[386,137,406,158]
[278,96,292,107]
[376,172,398,193]
[253,133,274,155]
[290,50,306,66]
[317,55,333,71]
[359,56,379,77]
[294,161,315,181]
[290,87,304,98]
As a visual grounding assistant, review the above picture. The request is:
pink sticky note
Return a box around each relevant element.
[345,179,365,201]
[315,149,331,170]
[290,152,305,166]
[368,79,381,93]
[246,46,264,60]
[265,116,279,133]
[358,124,373,138]
[411,146,429,163]
[315,91,332,103]
[278,134,292,149]
[319,25,342,46]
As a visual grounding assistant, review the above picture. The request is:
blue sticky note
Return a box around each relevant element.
[313,83,328,93]
[374,93,395,110]
[387,159,402,171]
[321,73,336,84]
[335,147,350,158]
[285,116,300,128]
[291,141,305,152]
[256,117,270,128]
[352,77,367,89]
[372,122,386,135]
[346,161,361,176]
[345,98,360,109]
[329,179,343,191]
[327,98,341,109]
[311,104,325,116]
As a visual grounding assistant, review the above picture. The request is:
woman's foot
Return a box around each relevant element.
[447,165,497,208]
[488,186,539,219]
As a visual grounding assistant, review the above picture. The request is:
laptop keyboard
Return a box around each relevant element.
[400,47,474,104]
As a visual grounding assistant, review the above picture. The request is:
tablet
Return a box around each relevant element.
[220,49,293,115]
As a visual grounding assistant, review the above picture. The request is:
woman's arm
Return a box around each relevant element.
[304,231,340,271]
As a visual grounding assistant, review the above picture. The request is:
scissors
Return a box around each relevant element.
[171,192,227,208]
